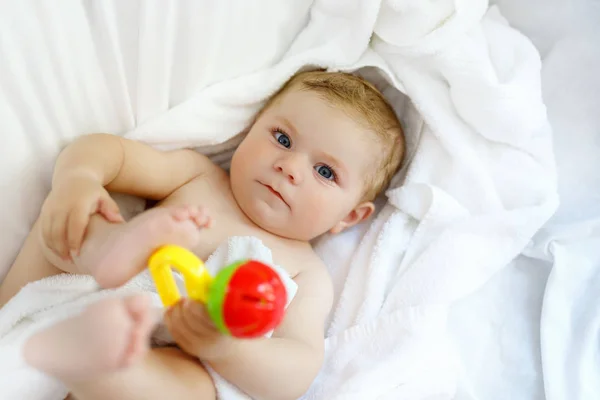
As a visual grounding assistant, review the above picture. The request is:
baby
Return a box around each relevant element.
[0,71,404,400]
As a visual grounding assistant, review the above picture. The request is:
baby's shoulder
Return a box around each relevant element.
[271,241,331,293]
[286,247,333,313]
[268,240,322,275]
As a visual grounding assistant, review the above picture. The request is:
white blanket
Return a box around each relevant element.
[523,15,600,399]
[310,5,557,398]
[0,1,557,399]
[448,3,600,398]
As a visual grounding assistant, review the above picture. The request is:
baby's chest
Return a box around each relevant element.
[160,177,280,262]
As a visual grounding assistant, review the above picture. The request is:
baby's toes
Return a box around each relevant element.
[123,327,150,367]
[119,324,150,368]
[189,205,206,217]
[192,213,211,228]
[185,206,208,226]
[171,206,192,221]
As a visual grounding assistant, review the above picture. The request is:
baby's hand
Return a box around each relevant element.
[39,171,124,260]
[165,299,235,361]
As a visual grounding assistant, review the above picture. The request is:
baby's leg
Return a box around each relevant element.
[67,348,216,400]
[23,295,156,381]
[24,295,216,400]
[71,205,210,288]
[0,218,76,306]
[0,205,209,306]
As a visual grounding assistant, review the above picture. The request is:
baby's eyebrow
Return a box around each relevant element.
[275,116,298,136]
[320,151,346,174]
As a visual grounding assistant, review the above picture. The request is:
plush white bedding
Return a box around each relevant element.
[450,1,600,399]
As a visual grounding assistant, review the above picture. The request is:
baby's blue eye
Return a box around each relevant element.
[315,165,335,180]
[274,131,291,148]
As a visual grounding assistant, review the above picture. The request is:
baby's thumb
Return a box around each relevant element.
[98,197,124,222]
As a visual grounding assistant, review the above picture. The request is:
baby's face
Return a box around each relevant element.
[230,89,378,241]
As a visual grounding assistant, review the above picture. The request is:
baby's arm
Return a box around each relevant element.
[208,264,333,400]
[43,134,216,257]
[54,133,214,200]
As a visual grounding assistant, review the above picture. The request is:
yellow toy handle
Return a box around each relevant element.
[148,245,213,307]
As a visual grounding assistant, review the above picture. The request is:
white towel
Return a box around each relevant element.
[522,24,600,400]
[0,236,296,400]
[0,275,152,400]
[526,220,600,400]
[308,5,557,399]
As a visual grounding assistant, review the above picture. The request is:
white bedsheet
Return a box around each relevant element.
[449,1,600,399]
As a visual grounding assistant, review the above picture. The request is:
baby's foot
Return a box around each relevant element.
[79,205,211,288]
[23,295,156,382]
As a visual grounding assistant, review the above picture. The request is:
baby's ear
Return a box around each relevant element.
[330,202,375,234]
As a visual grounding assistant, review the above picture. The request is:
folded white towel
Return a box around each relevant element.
[0,236,295,400]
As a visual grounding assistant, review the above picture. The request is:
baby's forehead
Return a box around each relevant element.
[273,89,383,155]
[329,126,384,176]
[274,89,369,128]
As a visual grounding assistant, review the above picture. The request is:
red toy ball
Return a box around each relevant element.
[207,260,288,338]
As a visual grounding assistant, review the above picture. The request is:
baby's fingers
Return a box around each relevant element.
[66,208,90,255]
[165,303,196,353]
[97,197,123,223]
[50,213,70,260]
[40,211,54,251]
[183,299,217,332]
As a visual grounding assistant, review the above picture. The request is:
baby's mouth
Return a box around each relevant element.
[264,184,289,207]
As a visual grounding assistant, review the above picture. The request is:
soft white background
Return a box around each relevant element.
[450,1,600,399]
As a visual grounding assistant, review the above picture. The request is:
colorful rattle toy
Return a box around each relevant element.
[148,245,287,338]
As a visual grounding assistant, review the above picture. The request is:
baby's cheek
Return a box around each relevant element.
[309,193,340,221]
[300,200,321,220]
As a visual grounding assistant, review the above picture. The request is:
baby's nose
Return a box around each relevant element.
[274,157,303,184]
[275,165,299,183]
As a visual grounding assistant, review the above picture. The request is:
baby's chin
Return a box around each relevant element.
[242,203,323,242]
[231,186,328,241]
[260,217,332,242]
[248,212,314,241]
